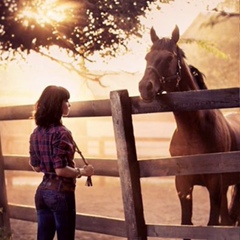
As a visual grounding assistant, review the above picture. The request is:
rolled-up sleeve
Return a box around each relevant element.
[29,133,41,167]
[52,131,74,169]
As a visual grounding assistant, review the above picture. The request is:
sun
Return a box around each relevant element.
[17,0,74,28]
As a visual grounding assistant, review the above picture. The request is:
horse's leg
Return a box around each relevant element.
[206,175,221,226]
[229,184,240,226]
[220,185,233,225]
[175,176,193,240]
[175,176,193,225]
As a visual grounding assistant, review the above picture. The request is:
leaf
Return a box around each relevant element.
[179,38,230,60]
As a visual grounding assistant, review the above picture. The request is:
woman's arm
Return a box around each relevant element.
[55,164,94,178]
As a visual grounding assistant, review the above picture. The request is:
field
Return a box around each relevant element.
[6,172,215,240]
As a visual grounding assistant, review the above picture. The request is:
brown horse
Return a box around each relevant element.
[138,25,240,235]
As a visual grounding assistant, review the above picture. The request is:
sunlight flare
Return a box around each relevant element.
[17,0,76,27]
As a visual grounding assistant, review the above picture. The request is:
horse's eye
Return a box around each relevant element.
[166,55,173,63]
[161,56,173,68]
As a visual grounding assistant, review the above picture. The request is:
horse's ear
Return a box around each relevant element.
[150,27,159,43]
[171,25,179,43]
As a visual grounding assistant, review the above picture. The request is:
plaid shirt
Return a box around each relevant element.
[29,125,75,174]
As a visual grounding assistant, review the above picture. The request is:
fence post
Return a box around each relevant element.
[0,137,11,237]
[110,90,147,240]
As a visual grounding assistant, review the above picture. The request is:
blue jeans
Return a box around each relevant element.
[35,187,76,240]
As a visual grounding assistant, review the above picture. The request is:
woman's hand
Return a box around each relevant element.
[81,164,94,176]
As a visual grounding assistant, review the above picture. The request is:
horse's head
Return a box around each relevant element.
[139,25,184,102]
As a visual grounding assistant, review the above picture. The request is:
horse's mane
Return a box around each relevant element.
[189,65,207,90]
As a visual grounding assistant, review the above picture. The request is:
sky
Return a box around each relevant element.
[0,0,225,105]
[85,0,224,72]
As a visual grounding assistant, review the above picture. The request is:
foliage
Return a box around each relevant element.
[180,38,229,60]
[0,0,170,61]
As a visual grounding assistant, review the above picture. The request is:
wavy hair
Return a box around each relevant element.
[34,86,70,127]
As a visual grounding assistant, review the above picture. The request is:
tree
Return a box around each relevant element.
[0,0,170,62]
[1,0,238,63]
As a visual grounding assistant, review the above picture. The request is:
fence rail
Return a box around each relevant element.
[0,88,239,121]
[3,150,240,177]
[0,87,240,239]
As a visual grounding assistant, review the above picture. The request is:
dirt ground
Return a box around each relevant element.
[6,172,214,240]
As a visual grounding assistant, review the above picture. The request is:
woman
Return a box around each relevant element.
[29,85,94,240]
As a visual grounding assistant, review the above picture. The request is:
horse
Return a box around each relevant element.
[138,25,240,237]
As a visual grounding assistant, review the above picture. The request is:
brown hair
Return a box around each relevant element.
[34,86,70,127]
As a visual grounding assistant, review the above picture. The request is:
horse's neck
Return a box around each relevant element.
[173,111,205,134]
[173,60,213,133]
[172,59,203,130]
[178,60,199,92]
[170,59,233,155]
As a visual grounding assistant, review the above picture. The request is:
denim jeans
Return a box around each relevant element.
[35,187,76,240]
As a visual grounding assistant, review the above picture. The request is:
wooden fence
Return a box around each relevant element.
[0,87,240,239]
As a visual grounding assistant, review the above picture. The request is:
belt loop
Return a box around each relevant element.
[44,178,49,188]
[57,179,63,192]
